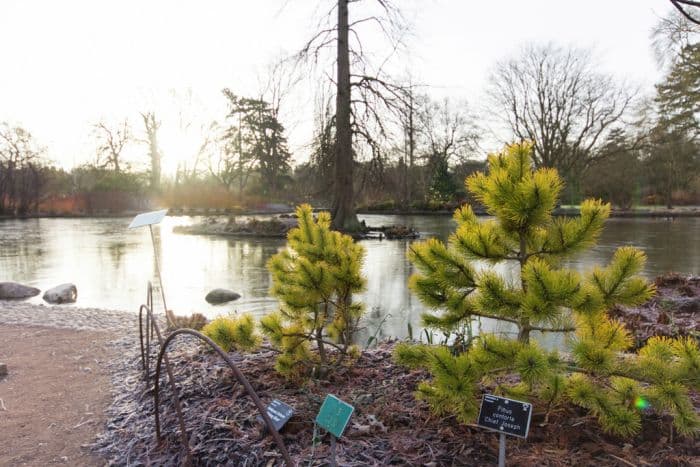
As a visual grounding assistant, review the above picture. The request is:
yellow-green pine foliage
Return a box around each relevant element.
[396,142,698,438]
[408,142,654,342]
[202,314,261,352]
[633,336,700,436]
[262,204,366,377]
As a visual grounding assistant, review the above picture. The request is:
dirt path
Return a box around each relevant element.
[0,325,114,466]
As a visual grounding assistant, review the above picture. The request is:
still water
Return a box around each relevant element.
[1,214,698,341]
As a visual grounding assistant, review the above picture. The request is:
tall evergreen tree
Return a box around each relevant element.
[655,43,700,137]
[644,125,698,208]
[249,100,291,198]
[647,40,700,207]
[219,90,292,198]
[427,158,457,204]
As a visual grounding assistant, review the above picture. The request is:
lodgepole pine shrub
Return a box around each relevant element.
[261,204,366,377]
[394,142,699,437]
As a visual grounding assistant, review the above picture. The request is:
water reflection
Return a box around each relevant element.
[1,215,698,341]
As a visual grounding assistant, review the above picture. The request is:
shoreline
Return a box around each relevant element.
[1,281,698,465]
[0,301,136,334]
[1,205,700,221]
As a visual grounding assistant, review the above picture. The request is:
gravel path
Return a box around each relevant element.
[0,301,137,334]
[0,302,148,465]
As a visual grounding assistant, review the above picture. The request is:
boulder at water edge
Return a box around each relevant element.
[0,282,40,299]
[205,288,241,305]
[43,283,78,304]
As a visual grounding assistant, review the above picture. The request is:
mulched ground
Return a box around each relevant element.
[94,338,699,466]
[611,273,700,347]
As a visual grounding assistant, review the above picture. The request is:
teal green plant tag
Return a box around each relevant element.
[315,394,354,438]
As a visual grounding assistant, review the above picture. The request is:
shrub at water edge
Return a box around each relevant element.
[394,142,699,437]
[261,204,366,378]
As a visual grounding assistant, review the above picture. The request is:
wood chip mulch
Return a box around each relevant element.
[611,273,700,347]
[93,337,699,466]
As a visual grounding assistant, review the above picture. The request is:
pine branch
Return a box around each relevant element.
[528,325,577,333]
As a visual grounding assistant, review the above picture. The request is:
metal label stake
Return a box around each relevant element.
[499,432,506,467]
[315,394,354,466]
[476,394,533,467]
[129,209,172,325]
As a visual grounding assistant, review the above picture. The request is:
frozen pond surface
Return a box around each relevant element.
[1,214,698,342]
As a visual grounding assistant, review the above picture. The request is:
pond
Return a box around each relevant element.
[1,214,698,342]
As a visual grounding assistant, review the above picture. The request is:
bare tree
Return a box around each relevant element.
[416,96,480,168]
[93,120,130,173]
[209,136,240,193]
[488,44,634,179]
[140,112,162,191]
[333,0,357,229]
[0,123,46,214]
[296,0,409,231]
[397,82,417,208]
[167,89,217,185]
[174,131,213,186]
[670,0,700,26]
[303,87,337,201]
[651,5,700,68]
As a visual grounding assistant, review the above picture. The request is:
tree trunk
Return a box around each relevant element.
[316,326,327,365]
[146,114,161,192]
[151,141,161,192]
[238,115,244,199]
[405,89,414,210]
[331,0,360,232]
[518,231,530,343]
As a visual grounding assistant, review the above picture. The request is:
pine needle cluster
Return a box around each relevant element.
[395,142,699,438]
[261,204,366,378]
[201,314,261,352]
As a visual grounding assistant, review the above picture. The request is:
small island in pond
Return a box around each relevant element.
[173,215,420,240]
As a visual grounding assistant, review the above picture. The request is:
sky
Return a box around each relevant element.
[0,0,673,175]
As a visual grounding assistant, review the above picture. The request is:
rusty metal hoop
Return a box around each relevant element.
[153,328,294,466]
[137,282,192,464]
[138,282,155,378]
[138,304,152,377]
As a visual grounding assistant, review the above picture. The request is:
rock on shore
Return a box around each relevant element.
[43,283,78,304]
[0,282,40,300]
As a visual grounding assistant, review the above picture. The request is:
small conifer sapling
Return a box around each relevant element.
[262,204,366,377]
[395,142,699,437]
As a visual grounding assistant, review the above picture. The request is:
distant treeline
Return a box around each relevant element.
[1,149,698,217]
[3,7,700,216]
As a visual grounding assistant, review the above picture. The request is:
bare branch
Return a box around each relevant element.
[488,43,634,177]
